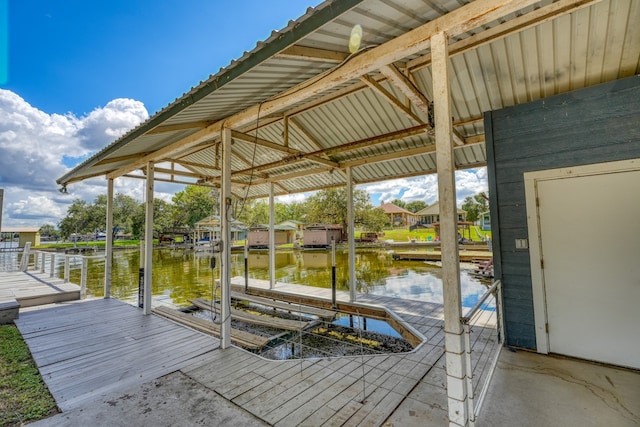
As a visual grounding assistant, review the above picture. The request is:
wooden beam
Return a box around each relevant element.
[380,64,466,146]
[165,159,218,171]
[145,121,211,135]
[341,138,483,169]
[277,45,349,63]
[153,167,208,179]
[95,153,153,166]
[360,74,423,124]
[106,0,539,179]
[231,130,339,168]
[407,0,601,72]
[289,117,325,150]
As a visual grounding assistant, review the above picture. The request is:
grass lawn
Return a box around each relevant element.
[0,325,57,426]
[376,226,491,242]
[35,239,141,249]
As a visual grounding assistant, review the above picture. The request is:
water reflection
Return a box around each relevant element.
[72,248,493,310]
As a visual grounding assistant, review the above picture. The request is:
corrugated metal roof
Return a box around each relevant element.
[58,0,640,201]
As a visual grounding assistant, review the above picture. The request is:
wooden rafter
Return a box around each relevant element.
[106,0,540,179]
[146,121,211,135]
[360,74,423,124]
[231,130,338,168]
[380,64,466,146]
[276,45,349,63]
[407,0,600,72]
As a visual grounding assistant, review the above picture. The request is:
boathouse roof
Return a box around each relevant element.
[57,0,639,200]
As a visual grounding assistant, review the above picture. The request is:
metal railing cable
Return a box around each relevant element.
[460,280,503,425]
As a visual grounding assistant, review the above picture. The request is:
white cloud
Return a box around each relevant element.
[0,90,149,227]
[0,89,489,229]
[361,168,488,207]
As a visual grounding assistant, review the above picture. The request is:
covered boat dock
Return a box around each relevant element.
[54,0,640,425]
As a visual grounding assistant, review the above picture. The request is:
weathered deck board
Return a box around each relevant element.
[191,297,316,331]
[15,298,219,411]
[14,275,498,426]
[0,271,80,307]
[153,305,269,349]
[230,289,337,319]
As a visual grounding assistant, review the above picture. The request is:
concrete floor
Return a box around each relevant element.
[477,349,640,427]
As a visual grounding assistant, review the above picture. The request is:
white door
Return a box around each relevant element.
[536,169,640,369]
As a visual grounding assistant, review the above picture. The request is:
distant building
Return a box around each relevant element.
[480,211,491,231]
[278,220,305,239]
[415,201,466,225]
[0,226,41,247]
[379,202,418,227]
[248,224,297,248]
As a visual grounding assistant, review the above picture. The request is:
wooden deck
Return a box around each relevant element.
[14,277,498,425]
[0,270,81,307]
[15,299,219,411]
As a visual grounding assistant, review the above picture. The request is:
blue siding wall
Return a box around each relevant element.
[485,76,640,350]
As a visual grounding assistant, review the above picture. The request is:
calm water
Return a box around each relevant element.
[64,248,493,311]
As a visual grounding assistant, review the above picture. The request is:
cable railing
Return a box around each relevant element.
[460,279,503,426]
[8,245,105,300]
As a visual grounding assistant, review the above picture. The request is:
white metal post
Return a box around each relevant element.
[80,257,88,299]
[220,127,233,349]
[104,178,114,299]
[269,182,275,290]
[143,162,154,315]
[432,30,468,427]
[64,255,70,283]
[49,253,55,278]
[347,167,356,302]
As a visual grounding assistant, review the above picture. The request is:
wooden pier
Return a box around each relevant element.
[392,249,492,262]
[13,278,498,425]
[0,271,81,306]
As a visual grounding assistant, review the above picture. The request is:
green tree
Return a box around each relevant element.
[237,200,269,226]
[405,200,427,213]
[390,199,406,209]
[275,201,306,223]
[304,188,383,232]
[171,185,217,226]
[39,224,60,240]
[461,192,489,223]
[58,199,92,239]
[112,193,140,234]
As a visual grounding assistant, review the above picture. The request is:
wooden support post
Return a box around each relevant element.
[40,252,45,274]
[347,167,356,302]
[220,127,233,349]
[269,183,275,290]
[143,162,154,315]
[432,30,468,427]
[104,178,114,299]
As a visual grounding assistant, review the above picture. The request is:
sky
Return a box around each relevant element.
[0,0,487,228]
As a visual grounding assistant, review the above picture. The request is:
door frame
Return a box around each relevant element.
[523,158,640,354]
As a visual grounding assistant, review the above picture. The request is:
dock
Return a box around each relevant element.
[153,305,269,349]
[0,271,81,306]
[392,249,493,262]
[10,278,499,425]
[190,297,317,331]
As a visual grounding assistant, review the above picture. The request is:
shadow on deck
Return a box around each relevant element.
[14,283,503,427]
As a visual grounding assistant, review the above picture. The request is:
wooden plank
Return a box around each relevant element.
[191,298,315,331]
[153,306,269,349]
[230,290,337,319]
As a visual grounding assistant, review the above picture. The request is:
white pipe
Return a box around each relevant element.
[104,178,114,298]
[143,162,154,315]
[220,127,233,348]
[269,183,275,290]
[347,167,356,302]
